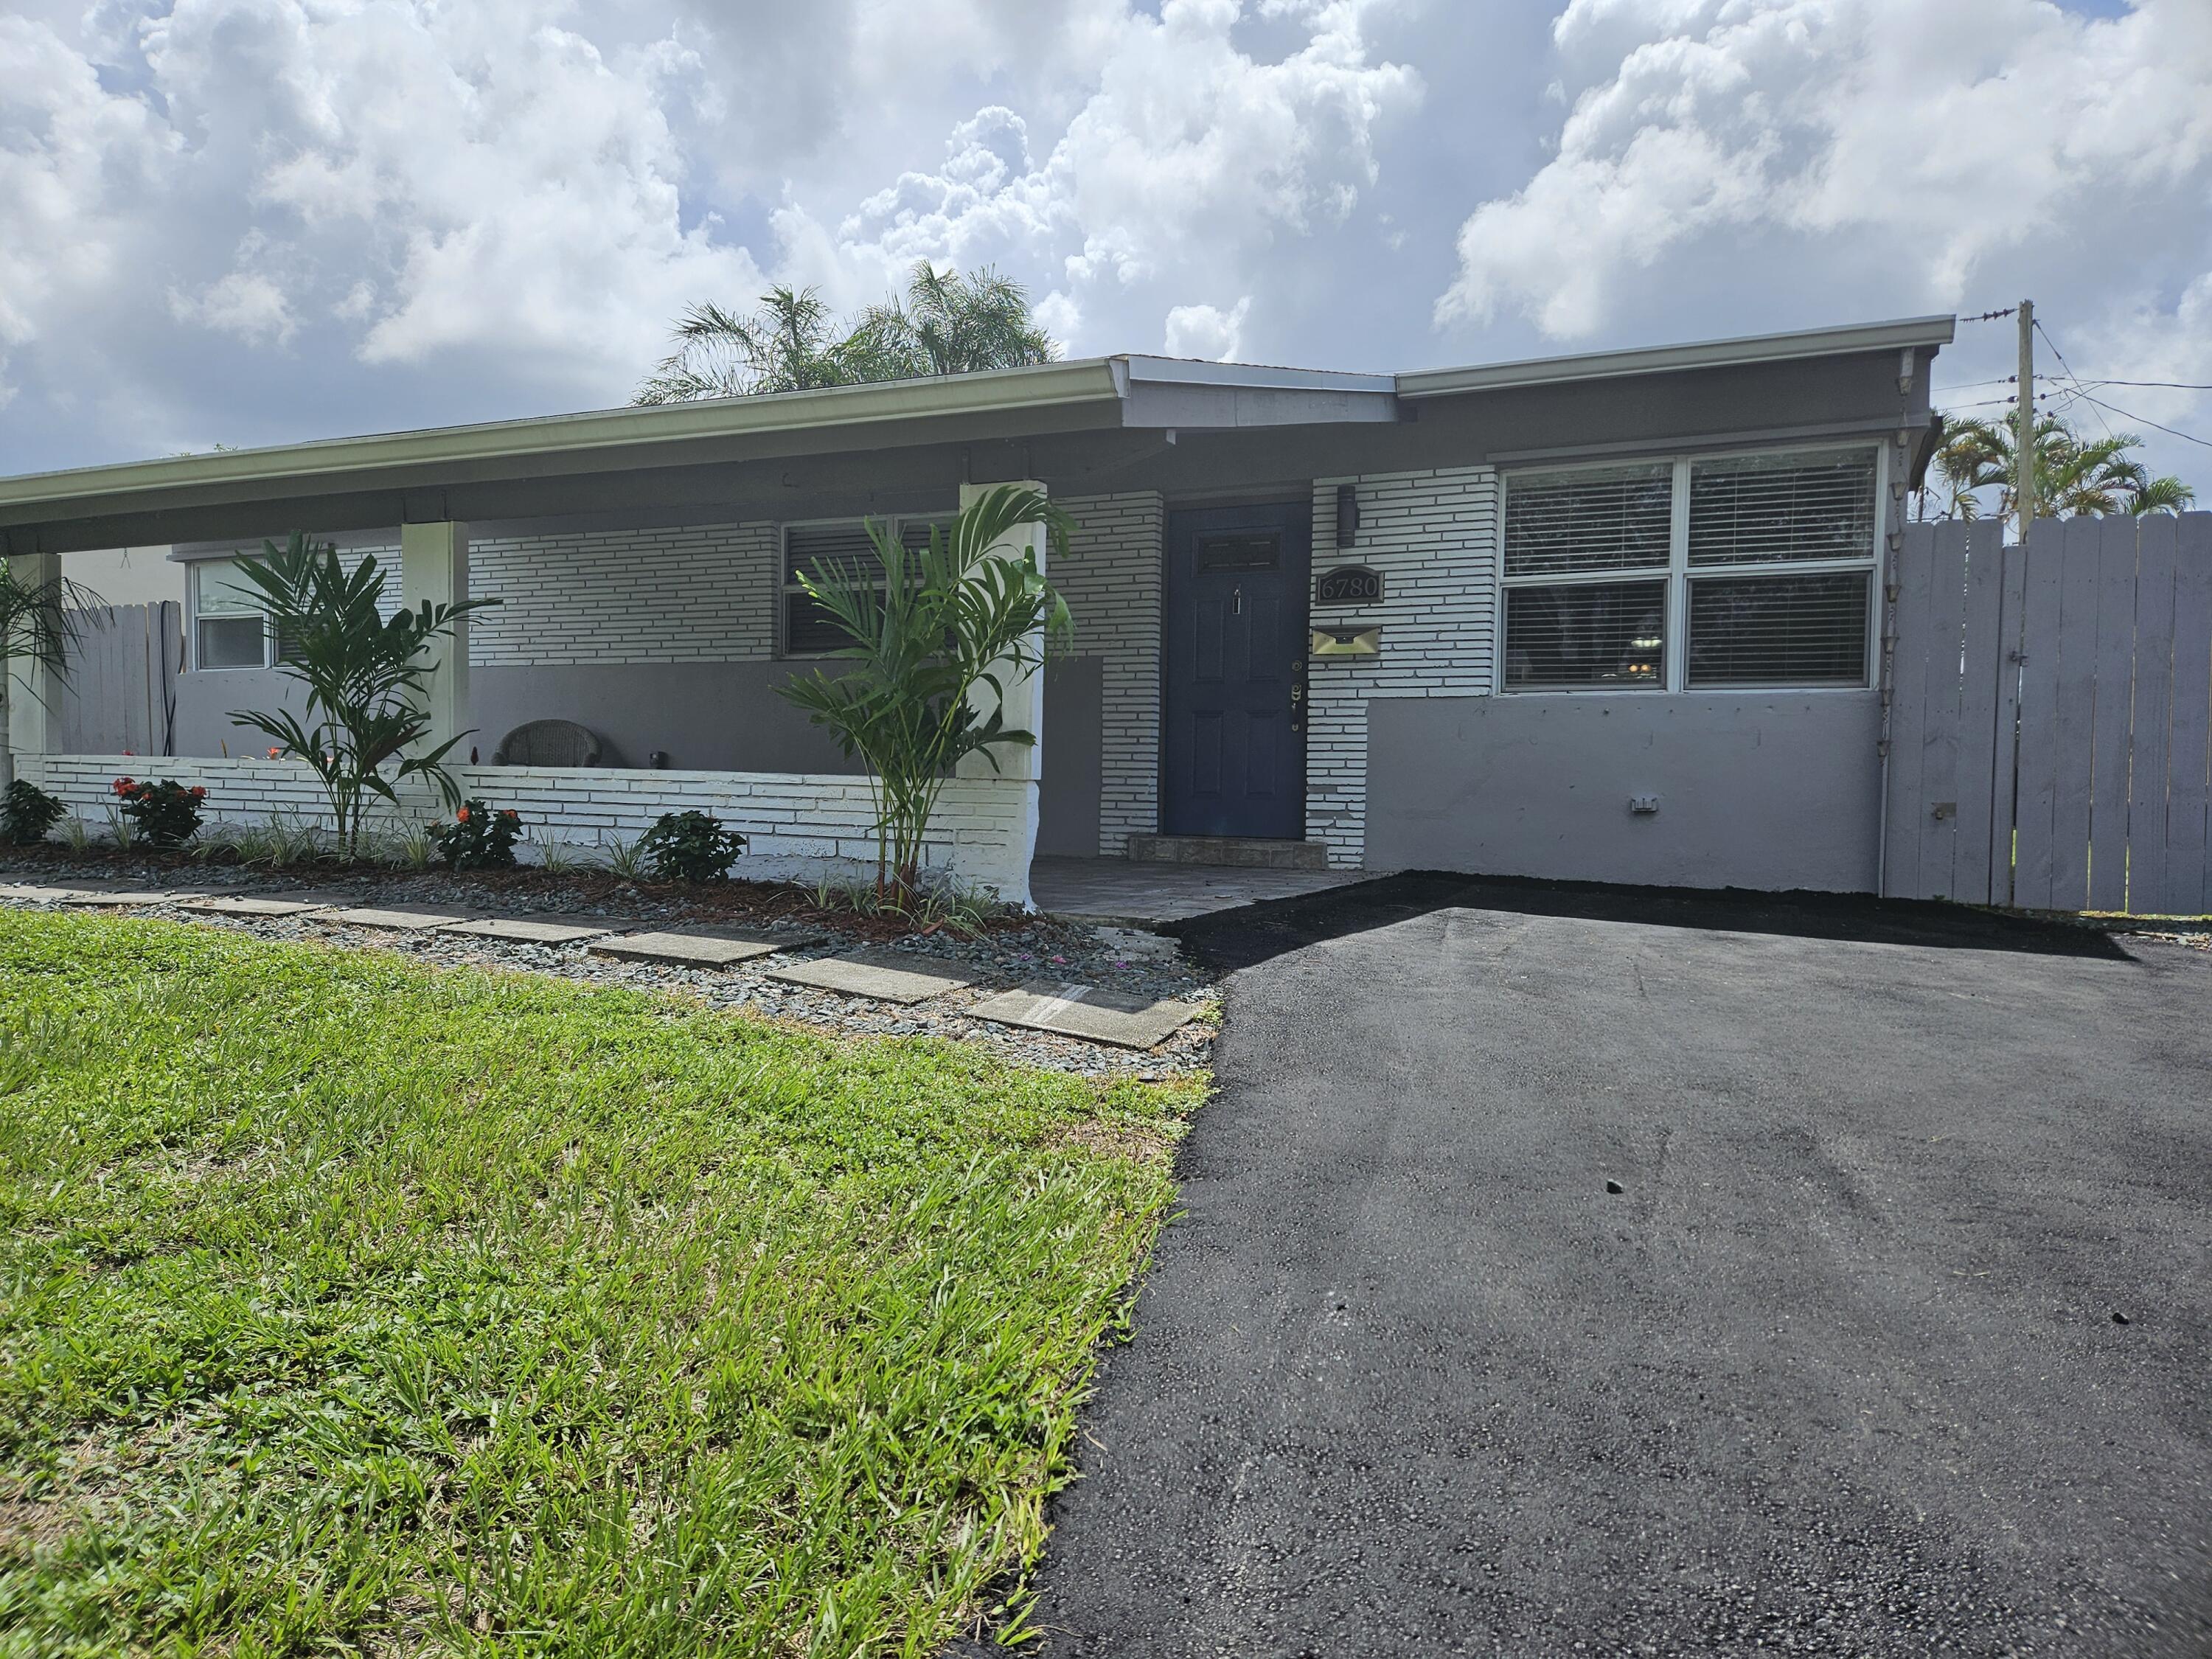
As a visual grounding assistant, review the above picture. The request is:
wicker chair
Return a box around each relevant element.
[491,719,605,767]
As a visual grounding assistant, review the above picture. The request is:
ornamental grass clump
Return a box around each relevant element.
[431,799,521,869]
[636,809,747,881]
[110,776,206,848]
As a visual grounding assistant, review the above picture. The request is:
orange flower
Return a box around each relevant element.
[456,807,470,823]
[267,747,282,760]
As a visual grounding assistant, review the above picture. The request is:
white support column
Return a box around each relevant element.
[955,481,1046,907]
[400,521,470,759]
[2,552,61,790]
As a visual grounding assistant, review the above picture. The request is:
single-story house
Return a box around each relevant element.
[0,313,1953,907]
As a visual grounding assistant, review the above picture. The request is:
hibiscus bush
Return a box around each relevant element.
[2,779,65,846]
[430,800,520,870]
[636,810,748,882]
[111,777,206,849]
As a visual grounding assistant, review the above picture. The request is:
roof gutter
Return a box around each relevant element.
[1395,315,1958,399]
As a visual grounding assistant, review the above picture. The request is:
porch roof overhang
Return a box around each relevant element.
[0,314,1952,556]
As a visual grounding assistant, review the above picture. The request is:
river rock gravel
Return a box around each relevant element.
[0,856,1220,1077]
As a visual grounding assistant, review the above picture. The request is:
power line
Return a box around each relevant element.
[1959,307,2020,322]
[2071,391,2212,451]
[2068,377,2212,392]
[2034,317,2115,441]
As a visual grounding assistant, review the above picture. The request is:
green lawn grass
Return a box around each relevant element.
[0,911,1196,1657]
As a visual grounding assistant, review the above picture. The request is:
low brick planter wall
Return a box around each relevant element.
[21,756,1038,903]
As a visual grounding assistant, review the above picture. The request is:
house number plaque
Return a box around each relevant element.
[1314,564,1382,607]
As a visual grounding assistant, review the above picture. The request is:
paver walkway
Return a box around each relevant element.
[1026,875,2212,1657]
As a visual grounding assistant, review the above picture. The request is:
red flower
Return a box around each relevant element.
[456,807,470,823]
[189,786,207,799]
[112,777,133,794]
[499,810,518,822]
[267,747,282,760]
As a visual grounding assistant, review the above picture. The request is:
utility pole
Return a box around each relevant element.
[2017,299,2037,543]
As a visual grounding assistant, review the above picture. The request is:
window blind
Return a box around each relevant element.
[1503,465,1672,576]
[1501,579,1668,690]
[783,521,883,586]
[1688,450,1875,566]
[1686,571,1870,686]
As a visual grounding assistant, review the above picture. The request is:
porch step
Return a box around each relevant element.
[1125,835,1332,872]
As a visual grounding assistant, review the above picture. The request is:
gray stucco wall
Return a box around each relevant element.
[1038,656,1104,858]
[1366,692,1882,894]
[173,668,304,759]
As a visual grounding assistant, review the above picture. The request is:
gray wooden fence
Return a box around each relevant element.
[1884,512,2212,916]
[55,602,181,757]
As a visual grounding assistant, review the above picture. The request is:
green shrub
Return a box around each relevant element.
[429,799,521,870]
[1,779,65,846]
[637,810,747,881]
[110,776,206,848]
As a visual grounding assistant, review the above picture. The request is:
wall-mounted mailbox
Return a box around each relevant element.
[1311,626,1381,659]
[1315,564,1383,607]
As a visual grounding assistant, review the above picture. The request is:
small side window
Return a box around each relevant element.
[190,557,270,670]
[195,614,267,670]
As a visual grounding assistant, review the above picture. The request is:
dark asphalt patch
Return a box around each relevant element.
[1023,880,2212,1656]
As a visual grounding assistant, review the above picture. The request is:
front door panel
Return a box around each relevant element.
[1163,502,1310,839]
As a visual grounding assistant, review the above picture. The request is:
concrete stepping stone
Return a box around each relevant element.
[320,903,479,932]
[179,890,350,917]
[56,883,185,907]
[587,928,819,968]
[0,881,107,902]
[763,948,982,1005]
[437,916,616,945]
[969,981,1206,1050]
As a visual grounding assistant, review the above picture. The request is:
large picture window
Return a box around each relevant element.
[779,515,947,656]
[1500,446,1879,692]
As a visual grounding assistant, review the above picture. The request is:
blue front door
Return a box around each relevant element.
[1162,502,1310,839]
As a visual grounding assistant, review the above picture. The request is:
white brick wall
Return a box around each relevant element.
[1306,467,1500,866]
[1054,491,1163,851]
[468,522,778,664]
[22,755,1037,902]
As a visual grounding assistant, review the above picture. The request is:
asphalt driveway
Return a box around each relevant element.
[1026,877,2212,1656]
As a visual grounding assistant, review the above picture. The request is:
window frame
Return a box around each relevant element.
[187,557,273,672]
[776,513,950,658]
[1495,441,1885,695]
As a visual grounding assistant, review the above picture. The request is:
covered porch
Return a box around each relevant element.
[1,355,1397,908]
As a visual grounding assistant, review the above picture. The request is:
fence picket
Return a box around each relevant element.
[1914,526,1969,899]
[2045,518,2104,909]
[2084,518,2140,912]
[1989,545,2030,907]
[2167,515,2212,917]
[2012,530,2066,908]
[1952,522,2006,905]
[2126,518,2177,914]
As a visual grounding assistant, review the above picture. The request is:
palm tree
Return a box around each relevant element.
[634,264,1057,405]
[852,264,1057,379]
[1914,412,2195,529]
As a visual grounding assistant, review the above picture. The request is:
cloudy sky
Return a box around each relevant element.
[2,0,2208,488]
